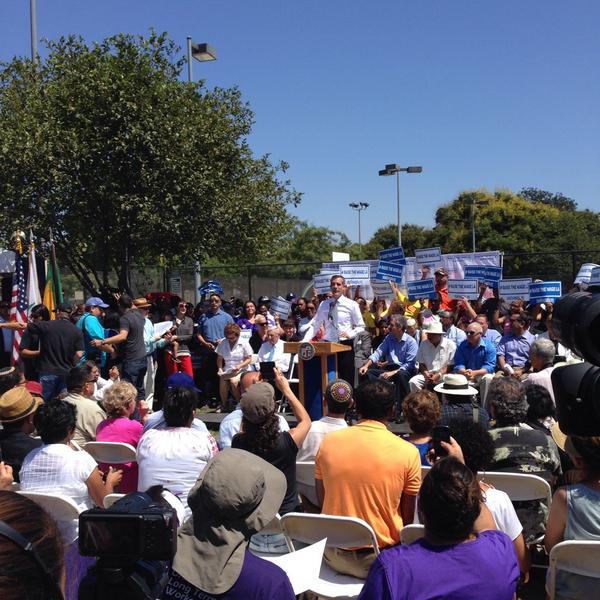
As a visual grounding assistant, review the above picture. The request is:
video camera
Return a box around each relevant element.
[551,285,600,436]
[78,490,178,600]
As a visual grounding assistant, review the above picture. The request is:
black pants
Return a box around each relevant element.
[337,339,355,385]
[199,349,219,404]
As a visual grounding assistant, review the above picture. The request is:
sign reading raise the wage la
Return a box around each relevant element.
[378,246,406,264]
[376,260,404,283]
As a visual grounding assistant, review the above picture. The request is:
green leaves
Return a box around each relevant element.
[0,32,297,293]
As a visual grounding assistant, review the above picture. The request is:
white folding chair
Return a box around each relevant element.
[83,441,137,464]
[421,465,431,481]
[296,461,317,506]
[400,523,425,545]
[280,512,379,599]
[547,540,600,599]
[103,493,126,509]
[477,471,552,545]
[18,490,82,544]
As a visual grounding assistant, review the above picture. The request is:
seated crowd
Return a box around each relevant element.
[0,273,596,599]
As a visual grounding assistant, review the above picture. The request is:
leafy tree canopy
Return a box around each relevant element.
[0,31,299,293]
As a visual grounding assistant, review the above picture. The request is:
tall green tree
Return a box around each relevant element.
[362,223,433,259]
[0,32,299,294]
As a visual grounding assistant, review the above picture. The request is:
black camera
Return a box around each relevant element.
[78,491,177,600]
[550,286,600,436]
[79,491,177,561]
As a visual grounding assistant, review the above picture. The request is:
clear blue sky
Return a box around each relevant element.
[2,1,598,244]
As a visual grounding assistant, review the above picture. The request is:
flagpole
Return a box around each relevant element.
[49,228,61,304]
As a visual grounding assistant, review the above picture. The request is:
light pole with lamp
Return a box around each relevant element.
[378,164,422,247]
[349,202,369,257]
[186,36,217,303]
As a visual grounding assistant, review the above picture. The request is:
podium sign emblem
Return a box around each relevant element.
[299,342,316,361]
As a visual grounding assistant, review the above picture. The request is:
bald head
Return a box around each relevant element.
[465,322,483,346]
[240,370,260,394]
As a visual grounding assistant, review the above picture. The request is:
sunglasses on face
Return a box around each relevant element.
[466,331,480,336]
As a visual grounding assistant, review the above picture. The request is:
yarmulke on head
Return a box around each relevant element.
[325,379,353,414]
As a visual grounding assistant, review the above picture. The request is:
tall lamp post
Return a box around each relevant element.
[378,164,422,247]
[349,202,369,257]
[187,36,217,303]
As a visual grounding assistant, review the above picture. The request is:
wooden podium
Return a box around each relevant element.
[283,341,351,420]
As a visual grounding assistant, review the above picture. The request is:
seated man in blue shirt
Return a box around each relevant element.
[358,314,418,414]
[453,322,497,410]
[497,312,535,378]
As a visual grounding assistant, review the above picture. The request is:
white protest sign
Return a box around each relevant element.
[415,247,442,265]
[332,251,350,262]
[370,280,395,299]
[447,279,479,299]
[269,296,291,319]
[575,263,600,285]
[529,281,562,303]
[339,263,370,285]
[313,274,331,294]
[239,329,252,342]
[498,278,532,301]
[589,267,600,286]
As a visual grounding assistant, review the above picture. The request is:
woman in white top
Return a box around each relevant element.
[137,386,219,521]
[215,323,253,412]
[20,399,122,542]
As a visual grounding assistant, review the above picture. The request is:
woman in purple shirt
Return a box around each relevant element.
[359,457,520,600]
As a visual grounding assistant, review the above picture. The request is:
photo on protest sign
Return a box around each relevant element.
[447,279,479,299]
[375,260,404,283]
[498,278,532,301]
[406,278,437,300]
[529,281,562,304]
[378,246,406,265]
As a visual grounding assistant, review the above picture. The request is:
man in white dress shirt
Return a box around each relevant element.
[302,275,365,384]
[258,327,291,374]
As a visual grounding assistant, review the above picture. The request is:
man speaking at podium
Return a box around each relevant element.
[302,275,365,384]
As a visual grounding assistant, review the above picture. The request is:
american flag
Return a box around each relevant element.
[10,247,28,365]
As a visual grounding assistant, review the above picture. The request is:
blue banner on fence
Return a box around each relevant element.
[407,278,437,300]
[378,246,406,265]
[376,260,405,283]
[529,281,562,303]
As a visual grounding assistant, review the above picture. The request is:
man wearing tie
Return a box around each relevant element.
[302,275,365,384]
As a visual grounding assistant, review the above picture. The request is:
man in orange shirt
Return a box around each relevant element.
[435,267,458,312]
[315,379,421,578]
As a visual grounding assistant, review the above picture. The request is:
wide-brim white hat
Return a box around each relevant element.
[434,373,479,396]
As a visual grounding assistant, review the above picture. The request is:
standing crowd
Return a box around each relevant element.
[0,271,597,599]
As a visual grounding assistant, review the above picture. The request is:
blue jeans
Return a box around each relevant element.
[121,358,148,401]
[40,373,68,402]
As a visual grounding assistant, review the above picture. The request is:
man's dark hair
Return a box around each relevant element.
[355,380,395,420]
[30,304,51,321]
[513,313,531,327]
[118,294,133,309]
[163,387,197,427]
[525,384,556,421]
[67,365,93,392]
[0,367,21,396]
[34,399,76,444]
[489,378,528,426]
[448,418,495,473]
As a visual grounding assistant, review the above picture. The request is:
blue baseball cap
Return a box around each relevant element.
[166,372,201,393]
[85,296,109,308]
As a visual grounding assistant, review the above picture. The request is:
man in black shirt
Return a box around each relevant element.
[94,294,147,399]
[0,387,43,482]
[1,302,84,401]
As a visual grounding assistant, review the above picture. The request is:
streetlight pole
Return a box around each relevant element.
[349,202,369,257]
[471,197,476,253]
[30,0,38,63]
[378,164,423,247]
[187,36,217,302]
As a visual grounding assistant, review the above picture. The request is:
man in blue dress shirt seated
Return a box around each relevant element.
[497,312,535,378]
[358,314,418,414]
[453,322,497,410]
